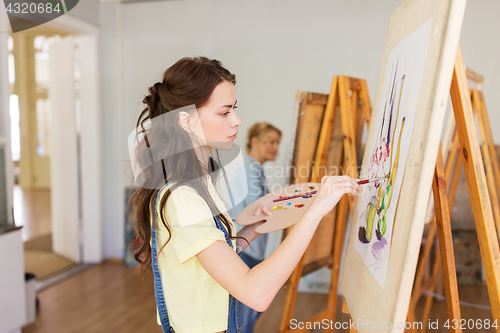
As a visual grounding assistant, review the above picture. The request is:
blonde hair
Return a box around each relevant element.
[246,122,282,154]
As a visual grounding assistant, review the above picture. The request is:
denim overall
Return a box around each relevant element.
[151,184,244,333]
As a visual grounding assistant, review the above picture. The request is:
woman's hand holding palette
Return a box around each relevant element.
[236,182,319,233]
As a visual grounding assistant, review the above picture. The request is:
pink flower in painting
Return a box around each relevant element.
[368,138,390,183]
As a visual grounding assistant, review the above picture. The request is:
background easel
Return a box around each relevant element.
[279,76,371,333]
[343,47,500,333]
[407,67,500,332]
[469,81,500,240]
[406,136,462,333]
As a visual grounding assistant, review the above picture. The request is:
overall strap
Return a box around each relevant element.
[152,184,240,333]
[211,214,243,333]
[152,183,174,333]
[212,214,233,248]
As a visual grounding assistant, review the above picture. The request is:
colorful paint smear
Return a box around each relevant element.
[273,190,317,203]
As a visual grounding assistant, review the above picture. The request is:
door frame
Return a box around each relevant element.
[43,15,102,263]
[0,11,14,226]
[1,11,103,263]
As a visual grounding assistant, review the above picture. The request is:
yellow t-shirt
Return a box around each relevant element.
[153,175,236,333]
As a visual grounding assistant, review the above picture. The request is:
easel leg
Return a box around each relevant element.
[447,136,463,207]
[280,76,371,333]
[325,195,350,333]
[421,255,441,333]
[432,145,462,332]
[338,76,358,211]
[342,300,357,333]
[279,256,305,333]
[478,95,500,194]
[472,90,500,242]
[407,219,437,333]
[409,131,465,331]
[324,77,363,332]
[411,220,437,305]
[279,77,341,333]
[450,46,500,326]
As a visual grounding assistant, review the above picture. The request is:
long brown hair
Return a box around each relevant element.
[129,57,237,273]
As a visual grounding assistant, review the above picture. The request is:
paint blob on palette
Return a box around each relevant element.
[236,182,319,233]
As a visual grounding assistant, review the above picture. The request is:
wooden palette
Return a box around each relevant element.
[236,182,319,233]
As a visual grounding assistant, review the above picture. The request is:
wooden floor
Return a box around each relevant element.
[14,162,496,332]
[23,264,162,333]
[22,263,494,333]
[13,185,52,242]
[13,186,79,279]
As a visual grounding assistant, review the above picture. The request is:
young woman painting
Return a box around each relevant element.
[131,56,359,333]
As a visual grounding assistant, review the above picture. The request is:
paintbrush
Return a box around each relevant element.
[357,174,390,185]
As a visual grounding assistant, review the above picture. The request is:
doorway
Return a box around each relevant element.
[8,26,83,279]
[5,15,102,282]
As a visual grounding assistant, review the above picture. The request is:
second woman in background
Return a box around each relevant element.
[229,122,281,333]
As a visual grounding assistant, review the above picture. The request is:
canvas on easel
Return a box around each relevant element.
[354,22,430,287]
[340,0,467,331]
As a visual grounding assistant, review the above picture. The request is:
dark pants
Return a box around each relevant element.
[240,252,264,333]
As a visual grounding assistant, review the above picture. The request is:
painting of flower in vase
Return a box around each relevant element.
[355,22,430,287]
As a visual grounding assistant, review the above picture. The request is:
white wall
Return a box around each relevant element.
[120,0,402,186]
[100,0,500,258]
[0,230,26,333]
[460,0,500,142]
[100,3,125,258]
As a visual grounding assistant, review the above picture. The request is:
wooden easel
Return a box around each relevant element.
[407,68,500,332]
[406,133,462,333]
[470,87,500,239]
[344,47,500,333]
[279,76,371,333]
